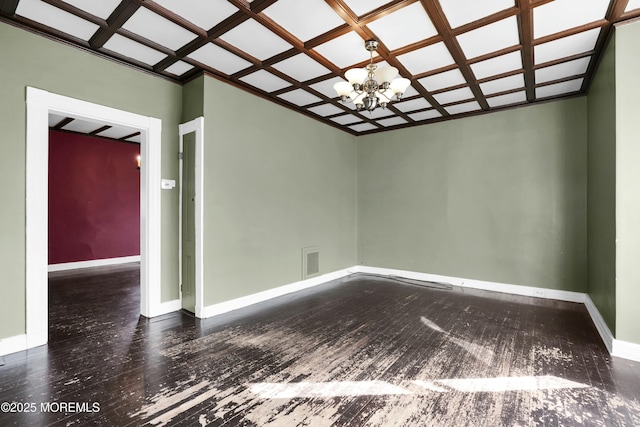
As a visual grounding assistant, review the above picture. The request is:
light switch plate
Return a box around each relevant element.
[161,179,176,189]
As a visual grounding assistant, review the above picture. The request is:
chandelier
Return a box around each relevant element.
[333,39,411,112]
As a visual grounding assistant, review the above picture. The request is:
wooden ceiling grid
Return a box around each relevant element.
[49,115,142,143]
[1,0,639,135]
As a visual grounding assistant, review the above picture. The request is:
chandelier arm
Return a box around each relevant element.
[376,90,393,102]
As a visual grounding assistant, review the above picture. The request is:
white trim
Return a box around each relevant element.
[352,265,586,303]
[584,295,614,353]
[178,117,204,316]
[352,265,640,362]
[16,243,640,362]
[612,339,640,362]
[25,88,49,350]
[0,334,28,357]
[154,299,183,317]
[48,256,141,272]
[25,87,165,352]
[178,129,183,302]
[141,117,164,318]
[200,268,354,319]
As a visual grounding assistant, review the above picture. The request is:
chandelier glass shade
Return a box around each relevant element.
[333,40,411,112]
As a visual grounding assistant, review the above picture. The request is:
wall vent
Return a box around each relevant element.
[302,247,320,279]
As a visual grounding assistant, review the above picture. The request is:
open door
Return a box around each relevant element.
[181,131,196,313]
[179,117,204,316]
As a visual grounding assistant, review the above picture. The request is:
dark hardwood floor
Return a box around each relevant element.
[1,263,639,426]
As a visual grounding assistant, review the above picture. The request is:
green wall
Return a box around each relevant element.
[358,99,588,291]
[0,22,182,339]
[587,34,617,333]
[586,20,640,344]
[3,18,639,348]
[200,76,357,305]
[182,75,204,122]
[615,21,640,344]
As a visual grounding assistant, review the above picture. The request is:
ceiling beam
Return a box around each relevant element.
[0,0,19,16]
[117,27,176,57]
[533,19,608,46]
[607,0,631,20]
[452,7,520,36]
[247,0,280,13]
[535,50,594,70]
[89,0,142,49]
[142,0,207,37]
[420,0,490,111]
[152,10,251,73]
[89,125,112,135]
[357,0,418,26]
[52,117,74,130]
[120,131,141,140]
[581,0,629,92]
[517,0,536,101]
[41,0,106,26]
[535,74,591,94]
[217,1,364,118]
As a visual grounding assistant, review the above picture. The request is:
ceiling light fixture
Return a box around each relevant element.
[333,40,411,112]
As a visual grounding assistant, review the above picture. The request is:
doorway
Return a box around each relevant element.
[47,123,141,270]
[178,117,204,317]
[25,87,165,350]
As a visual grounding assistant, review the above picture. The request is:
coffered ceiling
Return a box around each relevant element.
[48,113,142,143]
[2,0,639,135]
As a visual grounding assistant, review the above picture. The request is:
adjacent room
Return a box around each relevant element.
[47,121,142,272]
[1,0,639,425]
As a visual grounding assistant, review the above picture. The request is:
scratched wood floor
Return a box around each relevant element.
[1,263,639,426]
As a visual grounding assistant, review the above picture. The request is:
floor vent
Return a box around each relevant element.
[302,247,320,279]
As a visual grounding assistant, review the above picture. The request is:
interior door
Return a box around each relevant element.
[181,131,196,313]
[179,117,203,316]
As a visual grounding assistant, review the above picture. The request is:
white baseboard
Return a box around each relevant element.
[0,334,27,357]
[48,255,141,272]
[148,299,182,318]
[0,299,181,357]
[354,265,640,363]
[8,263,639,363]
[353,265,586,303]
[612,339,640,362]
[200,268,354,319]
[584,295,614,353]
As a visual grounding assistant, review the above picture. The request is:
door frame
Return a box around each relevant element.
[25,87,163,350]
[178,117,204,317]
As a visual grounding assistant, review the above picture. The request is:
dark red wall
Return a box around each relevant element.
[48,130,140,264]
